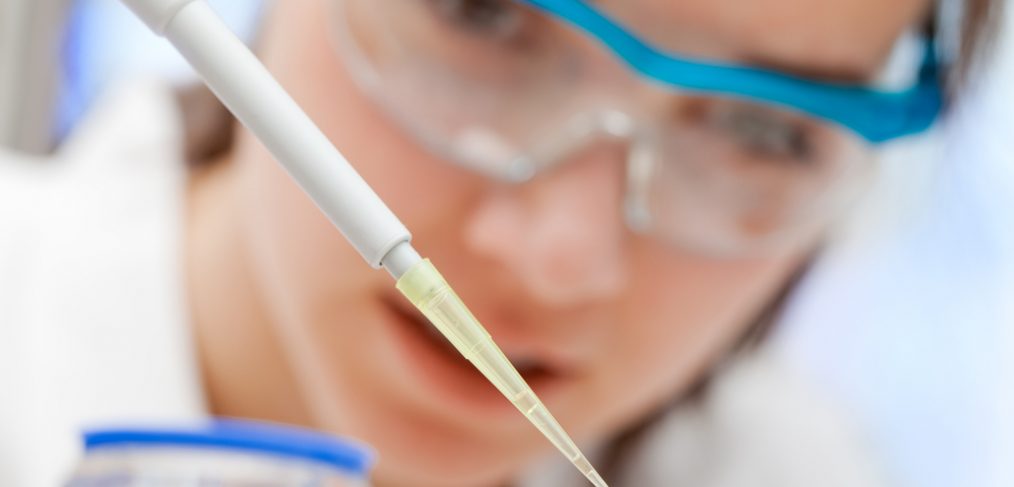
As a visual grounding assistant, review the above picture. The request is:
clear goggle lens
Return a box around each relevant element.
[330,0,875,255]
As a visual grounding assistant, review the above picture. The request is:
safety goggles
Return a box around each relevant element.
[328,0,944,255]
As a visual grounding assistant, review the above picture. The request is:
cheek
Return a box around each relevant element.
[235,6,387,305]
[232,0,494,433]
[234,129,379,405]
[578,244,801,435]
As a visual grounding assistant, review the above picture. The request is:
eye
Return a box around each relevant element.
[710,104,816,162]
[677,97,816,164]
[427,0,528,42]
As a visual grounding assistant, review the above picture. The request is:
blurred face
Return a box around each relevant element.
[193,0,928,486]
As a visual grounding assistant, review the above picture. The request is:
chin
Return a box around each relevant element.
[338,408,532,487]
[374,453,521,487]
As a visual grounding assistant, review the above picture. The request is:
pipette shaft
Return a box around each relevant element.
[126,0,411,268]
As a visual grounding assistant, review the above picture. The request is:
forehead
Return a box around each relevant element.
[592,0,931,81]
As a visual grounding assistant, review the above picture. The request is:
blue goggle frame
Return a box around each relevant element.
[520,0,944,144]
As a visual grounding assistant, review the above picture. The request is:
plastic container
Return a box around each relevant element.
[66,418,374,486]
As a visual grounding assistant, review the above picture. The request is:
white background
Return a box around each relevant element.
[777,7,1014,487]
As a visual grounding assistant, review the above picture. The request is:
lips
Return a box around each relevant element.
[382,293,561,384]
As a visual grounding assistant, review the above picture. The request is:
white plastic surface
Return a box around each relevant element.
[380,241,422,279]
[136,0,410,268]
[121,0,196,35]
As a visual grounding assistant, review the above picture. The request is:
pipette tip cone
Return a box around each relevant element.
[585,468,608,487]
[397,260,609,486]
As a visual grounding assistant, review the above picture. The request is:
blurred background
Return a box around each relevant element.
[0,0,265,151]
[1,1,1011,486]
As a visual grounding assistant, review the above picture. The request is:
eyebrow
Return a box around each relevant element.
[737,54,875,85]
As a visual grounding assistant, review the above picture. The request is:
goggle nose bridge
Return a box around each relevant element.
[505,108,659,233]
[508,108,641,178]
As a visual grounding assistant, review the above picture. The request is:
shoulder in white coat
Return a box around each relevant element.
[0,80,206,487]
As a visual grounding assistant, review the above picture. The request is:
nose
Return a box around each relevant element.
[463,144,629,305]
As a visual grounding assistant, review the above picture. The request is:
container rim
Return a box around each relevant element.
[83,418,375,476]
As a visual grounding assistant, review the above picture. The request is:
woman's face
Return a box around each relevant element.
[214,0,927,485]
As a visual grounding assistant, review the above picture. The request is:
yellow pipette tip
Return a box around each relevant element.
[397,259,608,487]
[586,468,608,487]
[571,452,608,486]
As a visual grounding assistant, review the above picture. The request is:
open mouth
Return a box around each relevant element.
[381,294,560,385]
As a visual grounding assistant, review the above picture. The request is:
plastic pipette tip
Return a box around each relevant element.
[396,259,609,486]
[585,468,608,487]
[573,452,608,486]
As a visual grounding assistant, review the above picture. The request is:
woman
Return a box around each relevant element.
[0,0,1002,485]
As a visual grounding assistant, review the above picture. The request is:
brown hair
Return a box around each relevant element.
[961,0,1001,76]
[956,0,1005,85]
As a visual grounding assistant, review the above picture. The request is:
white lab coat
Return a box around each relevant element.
[0,81,205,486]
[0,81,884,487]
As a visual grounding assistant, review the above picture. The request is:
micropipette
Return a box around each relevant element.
[122,1,607,485]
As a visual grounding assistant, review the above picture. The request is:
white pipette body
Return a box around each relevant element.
[123,0,416,272]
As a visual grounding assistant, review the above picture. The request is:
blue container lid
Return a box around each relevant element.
[83,418,374,476]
